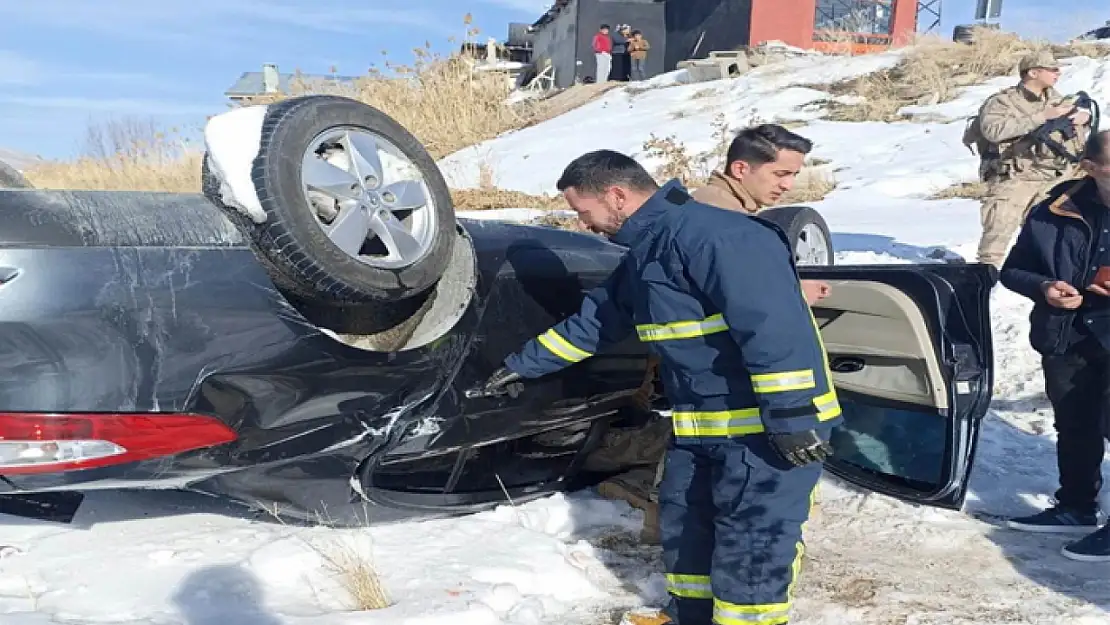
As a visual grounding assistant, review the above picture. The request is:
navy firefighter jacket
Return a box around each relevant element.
[503,179,843,439]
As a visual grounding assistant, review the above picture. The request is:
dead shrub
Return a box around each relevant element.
[825,28,1062,122]
[534,212,588,232]
[929,180,990,200]
[451,187,565,210]
[24,118,202,192]
[641,114,733,187]
[313,535,392,611]
[781,168,838,203]
[237,43,535,160]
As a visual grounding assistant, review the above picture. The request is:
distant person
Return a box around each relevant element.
[592,24,612,83]
[629,30,650,81]
[999,129,1110,562]
[611,24,632,81]
[964,50,1092,269]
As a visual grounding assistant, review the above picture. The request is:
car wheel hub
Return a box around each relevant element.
[796,222,831,266]
[300,127,438,270]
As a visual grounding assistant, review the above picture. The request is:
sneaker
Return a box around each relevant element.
[619,608,673,625]
[1062,525,1110,562]
[1005,505,1100,534]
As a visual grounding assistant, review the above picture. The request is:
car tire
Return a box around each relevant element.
[203,94,457,304]
[0,160,32,189]
[759,205,834,266]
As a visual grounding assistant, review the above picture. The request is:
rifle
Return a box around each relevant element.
[1031,91,1100,163]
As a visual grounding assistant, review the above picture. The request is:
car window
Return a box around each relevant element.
[827,395,947,491]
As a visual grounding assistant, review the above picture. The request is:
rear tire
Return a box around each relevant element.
[759,205,834,266]
[204,95,457,304]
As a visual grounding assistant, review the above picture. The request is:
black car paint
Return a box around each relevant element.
[0,189,996,523]
[0,190,651,522]
[797,263,996,510]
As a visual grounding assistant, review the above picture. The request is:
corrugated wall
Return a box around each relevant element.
[531,0,582,89]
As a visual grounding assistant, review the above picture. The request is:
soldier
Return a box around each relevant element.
[966,50,1093,269]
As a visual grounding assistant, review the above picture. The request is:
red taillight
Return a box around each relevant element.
[0,413,238,475]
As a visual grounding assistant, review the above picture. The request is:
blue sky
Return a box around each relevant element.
[0,0,1103,161]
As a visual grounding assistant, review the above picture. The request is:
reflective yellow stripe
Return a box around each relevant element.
[712,599,791,625]
[672,409,763,437]
[712,484,816,625]
[750,369,816,393]
[536,329,592,363]
[803,288,843,421]
[666,573,712,599]
[635,313,729,342]
[814,389,841,421]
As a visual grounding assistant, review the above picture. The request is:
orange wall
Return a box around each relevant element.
[750,0,817,49]
[890,0,917,45]
[749,0,918,50]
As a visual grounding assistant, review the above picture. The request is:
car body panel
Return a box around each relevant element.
[0,190,650,522]
[799,263,995,509]
[0,189,994,523]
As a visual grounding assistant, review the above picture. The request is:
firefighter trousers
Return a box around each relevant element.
[659,434,821,625]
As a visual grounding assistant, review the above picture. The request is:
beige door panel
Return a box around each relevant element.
[811,279,948,410]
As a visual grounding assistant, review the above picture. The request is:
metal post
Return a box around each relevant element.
[916,0,942,33]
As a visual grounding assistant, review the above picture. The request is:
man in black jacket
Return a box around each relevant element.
[999,129,1110,562]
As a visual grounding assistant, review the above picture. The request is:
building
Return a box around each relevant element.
[528,0,918,88]
[224,63,359,103]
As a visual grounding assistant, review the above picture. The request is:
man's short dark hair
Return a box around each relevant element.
[1085,130,1110,165]
[599,23,610,30]
[556,150,659,195]
[725,123,813,168]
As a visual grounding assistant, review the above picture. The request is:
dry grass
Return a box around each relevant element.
[929,180,990,200]
[24,18,554,193]
[451,188,565,211]
[313,535,392,611]
[825,27,1109,122]
[234,25,538,160]
[641,114,734,187]
[781,167,838,203]
[24,118,202,192]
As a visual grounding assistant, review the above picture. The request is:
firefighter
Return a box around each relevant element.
[477,149,842,625]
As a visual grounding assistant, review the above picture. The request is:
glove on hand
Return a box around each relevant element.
[769,429,833,467]
[476,366,524,398]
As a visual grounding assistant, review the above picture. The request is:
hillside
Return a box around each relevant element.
[2,34,1110,625]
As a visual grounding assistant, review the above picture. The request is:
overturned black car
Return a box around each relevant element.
[0,96,995,524]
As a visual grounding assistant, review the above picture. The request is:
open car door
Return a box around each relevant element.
[798,263,995,509]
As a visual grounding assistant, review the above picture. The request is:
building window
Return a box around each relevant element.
[814,0,894,39]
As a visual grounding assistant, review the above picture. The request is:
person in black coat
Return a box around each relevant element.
[999,129,1110,562]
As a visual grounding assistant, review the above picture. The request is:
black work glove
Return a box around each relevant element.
[769,429,833,467]
[468,366,524,399]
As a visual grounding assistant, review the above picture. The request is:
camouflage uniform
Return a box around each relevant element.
[967,51,1091,268]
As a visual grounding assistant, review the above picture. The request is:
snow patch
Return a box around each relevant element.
[203,105,269,224]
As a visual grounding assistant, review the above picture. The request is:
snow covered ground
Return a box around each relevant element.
[4,49,1110,625]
